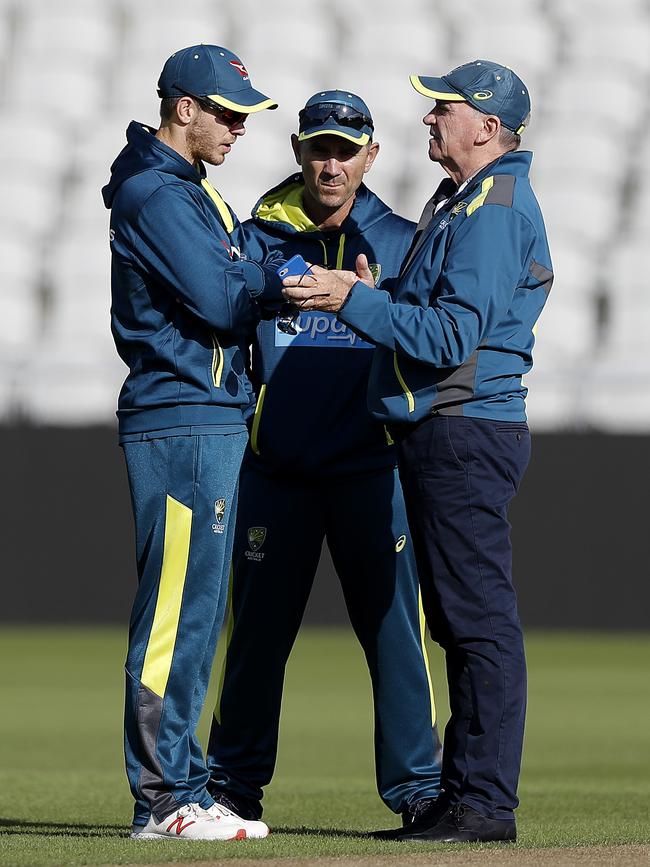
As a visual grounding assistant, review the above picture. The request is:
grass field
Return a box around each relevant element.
[0,627,648,866]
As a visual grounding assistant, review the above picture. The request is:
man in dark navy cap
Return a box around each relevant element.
[283,61,553,843]
[102,44,283,841]
[204,90,443,827]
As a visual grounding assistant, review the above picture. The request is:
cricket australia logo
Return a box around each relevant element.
[245,526,267,562]
[439,201,467,230]
[212,498,227,534]
[369,263,382,283]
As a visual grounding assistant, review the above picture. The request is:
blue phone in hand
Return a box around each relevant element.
[275,255,313,335]
[276,254,313,280]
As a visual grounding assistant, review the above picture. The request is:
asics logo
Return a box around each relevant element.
[395,535,407,553]
[473,90,493,100]
[166,815,196,835]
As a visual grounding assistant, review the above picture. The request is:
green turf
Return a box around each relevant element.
[0,627,648,865]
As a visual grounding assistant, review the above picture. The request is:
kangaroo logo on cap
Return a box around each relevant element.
[229,60,249,79]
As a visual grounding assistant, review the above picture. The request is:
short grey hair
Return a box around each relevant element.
[498,125,521,151]
[468,104,521,151]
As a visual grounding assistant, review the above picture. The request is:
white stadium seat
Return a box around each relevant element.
[0,0,649,430]
[17,339,126,424]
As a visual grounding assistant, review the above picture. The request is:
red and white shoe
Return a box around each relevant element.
[205,801,270,839]
[130,802,247,840]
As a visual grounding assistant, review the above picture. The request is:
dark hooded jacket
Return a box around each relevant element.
[102,121,283,437]
[241,173,415,475]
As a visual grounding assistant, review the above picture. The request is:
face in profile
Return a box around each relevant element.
[187,100,247,166]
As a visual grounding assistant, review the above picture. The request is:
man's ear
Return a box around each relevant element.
[477,115,500,144]
[364,141,380,173]
[175,96,196,126]
[291,133,302,166]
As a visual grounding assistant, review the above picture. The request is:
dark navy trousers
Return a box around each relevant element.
[394,415,531,820]
[206,463,442,816]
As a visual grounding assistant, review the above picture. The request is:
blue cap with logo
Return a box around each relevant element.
[157,44,277,112]
[298,90,374,146]
[410,60,530,134]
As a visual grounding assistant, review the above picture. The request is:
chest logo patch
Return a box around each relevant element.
[248,526,267,552]
[369,263,382,283]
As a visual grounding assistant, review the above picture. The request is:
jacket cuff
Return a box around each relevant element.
[337,280,382,323]
[239,260,284,302]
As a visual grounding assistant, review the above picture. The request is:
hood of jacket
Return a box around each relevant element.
[102,121,204,209]
[250,173,395,238]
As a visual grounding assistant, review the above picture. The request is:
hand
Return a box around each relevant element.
[282,254,375,313]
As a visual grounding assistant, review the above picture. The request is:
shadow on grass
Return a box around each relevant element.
[272,825,379,839]
[0,819,386,841]
[0,818,130,838]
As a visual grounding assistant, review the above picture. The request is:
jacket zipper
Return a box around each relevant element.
[250,383,267,455]
[393,352,415,413]
[211,333,224,387]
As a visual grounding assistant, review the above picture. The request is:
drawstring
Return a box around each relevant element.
[318,234,346,269]
[336,233,345,269]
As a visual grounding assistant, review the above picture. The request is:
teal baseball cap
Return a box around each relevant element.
[298,90,374,146]
[157,44,277,113]
[410,59,530,134]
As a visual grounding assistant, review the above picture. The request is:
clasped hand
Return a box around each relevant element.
[282,253,375,313]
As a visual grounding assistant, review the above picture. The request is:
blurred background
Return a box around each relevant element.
[0,0,649,629]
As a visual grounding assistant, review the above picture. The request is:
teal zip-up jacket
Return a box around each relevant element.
[338,151,553,423]
[102,121,284,437]
[241,173,416,475]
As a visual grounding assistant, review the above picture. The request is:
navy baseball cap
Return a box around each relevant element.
[410,60,530,134]
[157,44,277,112]
[298,90,374,146]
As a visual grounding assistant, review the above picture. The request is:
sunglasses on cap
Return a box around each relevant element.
[299,103,374,132]
[177,89,249,125]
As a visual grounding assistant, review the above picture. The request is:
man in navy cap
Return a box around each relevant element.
[102,44,284,841]
[283,61,553,843]
[204,90,443,826]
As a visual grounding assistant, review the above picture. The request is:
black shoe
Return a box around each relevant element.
[206,786,262,821]
[370,796,448,840]
[399,802,516,843]
[402,796,442,827]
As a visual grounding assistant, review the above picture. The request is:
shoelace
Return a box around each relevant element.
[449,804,466,820]
[409,797,437,820]
[207,802,238,820]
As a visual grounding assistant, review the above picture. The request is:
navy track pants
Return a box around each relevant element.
[206,463,442,816]
[122,429,247,826]
[394,415,531,820]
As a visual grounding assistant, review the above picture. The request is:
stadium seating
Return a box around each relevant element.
[0,0,648,431]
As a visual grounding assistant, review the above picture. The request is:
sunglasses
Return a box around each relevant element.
[299,103,374,132]
[178,90,249,125]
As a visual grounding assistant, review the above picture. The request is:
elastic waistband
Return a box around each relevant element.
[117,404,246,435]
[120,423,247,443]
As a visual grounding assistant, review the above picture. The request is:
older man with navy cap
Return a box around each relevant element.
[102,45,284,841]
[204,89,443,827]
[283,61,553,843]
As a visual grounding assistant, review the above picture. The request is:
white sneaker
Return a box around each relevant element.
[205,801,270,839]
[130,802,247,840]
